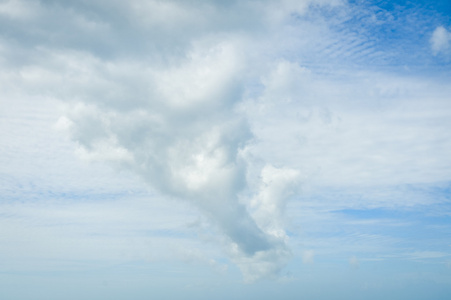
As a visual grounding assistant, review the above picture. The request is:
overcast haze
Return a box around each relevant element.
[1,0,451,299]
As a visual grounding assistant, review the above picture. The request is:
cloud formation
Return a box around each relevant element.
[430,26,451,56]
[2,0,451,285]
[42,0,335,281]
[57,39,290,279]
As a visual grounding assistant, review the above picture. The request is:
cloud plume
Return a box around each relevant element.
[45,0,325,280]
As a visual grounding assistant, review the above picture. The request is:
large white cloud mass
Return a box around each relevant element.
[2,0,451,283]
[4,0,336,281]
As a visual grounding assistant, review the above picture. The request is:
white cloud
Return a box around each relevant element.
[230,245,292,283]
[50,34,295,281]
[1,0,451,284]
[31,1,344,281]
[243,60,451,192]
[430,26,451,56]
[251,165,301,237]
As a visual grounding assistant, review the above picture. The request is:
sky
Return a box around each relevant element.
[1,0,451,299]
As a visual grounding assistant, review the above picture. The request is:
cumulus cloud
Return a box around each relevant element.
[59,39,276,261]
[37,0,336,282]
[430,26,451,56]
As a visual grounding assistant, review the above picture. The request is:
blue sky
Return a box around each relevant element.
[1,0,451,299]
